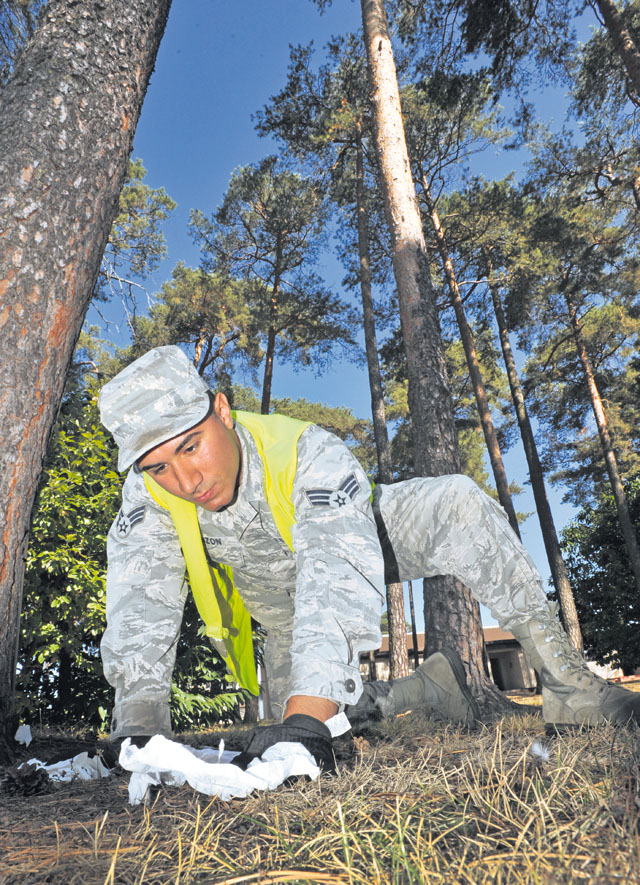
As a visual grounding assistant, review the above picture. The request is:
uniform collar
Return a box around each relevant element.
[229,421,264,522]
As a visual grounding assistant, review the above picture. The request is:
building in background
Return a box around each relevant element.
[362,629,537,691]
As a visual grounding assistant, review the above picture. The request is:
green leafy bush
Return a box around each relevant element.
[17,386,244,731]
[561,479,640,673]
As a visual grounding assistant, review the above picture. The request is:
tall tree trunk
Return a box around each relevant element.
[355,121,409,678]
[422,177,521,537]
[355,124,394,483]
[261,246,282,415]
[407,580,420,670]
[360,0,499,707]
[244,691,260,724]
[0,0,172,762]
[368,649,377,681]
[592,0,640,98]
[485,263,583,650]
[386,581,409,678]
[564,288,640,595]
[261,322,277,415]
[58,647,72,714]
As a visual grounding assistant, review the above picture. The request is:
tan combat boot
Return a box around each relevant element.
[511,605,640,728]
[347,645,478,730]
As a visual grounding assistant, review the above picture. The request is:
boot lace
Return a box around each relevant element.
[536,616,605,691]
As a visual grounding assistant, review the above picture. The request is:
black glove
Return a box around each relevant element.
[234,714,336,773]
[99,734,151,769]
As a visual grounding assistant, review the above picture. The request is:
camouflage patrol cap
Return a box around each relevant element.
[98,346,211,471]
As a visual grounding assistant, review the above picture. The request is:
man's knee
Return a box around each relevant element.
[441,474,509,528]
[443,473,482,512]
[444,473,478,497]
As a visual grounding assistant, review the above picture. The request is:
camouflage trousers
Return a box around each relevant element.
[262,474,552,720]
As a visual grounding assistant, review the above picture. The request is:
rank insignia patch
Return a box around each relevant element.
[305,473,360,509]
[116,505,146,537]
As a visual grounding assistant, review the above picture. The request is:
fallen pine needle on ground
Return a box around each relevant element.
[1,691,640,884]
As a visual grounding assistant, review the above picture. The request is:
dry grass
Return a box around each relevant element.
[1,699,640,884]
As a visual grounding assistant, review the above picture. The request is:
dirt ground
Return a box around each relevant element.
[0,721,366,884]
[2,687,639,885]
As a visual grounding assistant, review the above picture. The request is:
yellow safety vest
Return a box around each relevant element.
[143,411,311,695]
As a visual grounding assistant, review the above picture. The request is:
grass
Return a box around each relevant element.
[1,694,640,884]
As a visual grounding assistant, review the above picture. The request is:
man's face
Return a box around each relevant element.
[138,392,242,511]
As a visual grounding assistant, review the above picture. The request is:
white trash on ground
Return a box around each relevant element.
[26,751,111,782]
[14,724,33,747]
[119,734,321,805]
[13,711,348,803]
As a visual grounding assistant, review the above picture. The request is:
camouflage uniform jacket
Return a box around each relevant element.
[101,420,386,739]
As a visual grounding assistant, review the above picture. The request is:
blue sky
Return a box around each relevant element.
[90,0,592,626]
[95,0,371,405]
[131,0,361,292]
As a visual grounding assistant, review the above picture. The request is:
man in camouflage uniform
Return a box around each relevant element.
[99,346,640,768]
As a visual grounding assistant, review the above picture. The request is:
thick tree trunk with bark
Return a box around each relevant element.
[592,0,640,98]
[423,575,493,701]
[564,288,640,595]
[360,0,505,710]
[386,581,409,678]
[0,0,172,761]
[354,122,409,678]
[486,268,583,650]
[422,178,520,537]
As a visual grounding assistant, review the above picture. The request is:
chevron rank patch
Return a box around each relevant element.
[305,473,360,509]
[115,505,146,538]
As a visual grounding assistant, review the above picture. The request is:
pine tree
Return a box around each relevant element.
[0,0,172,760]
[360,0,503,707]
[257,38,411,676]
[190,156,356,415]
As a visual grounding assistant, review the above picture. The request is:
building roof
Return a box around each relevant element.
[375,627,516,655]
[483,626,517,643]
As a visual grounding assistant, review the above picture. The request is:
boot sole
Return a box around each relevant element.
[542,685,639,731]
[544,715,638,735]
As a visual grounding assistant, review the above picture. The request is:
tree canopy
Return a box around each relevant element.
[190,156,358,413]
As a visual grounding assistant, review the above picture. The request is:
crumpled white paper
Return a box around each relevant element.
[27,751,111,782]
[119,734,321,805]
[14,724,33,747]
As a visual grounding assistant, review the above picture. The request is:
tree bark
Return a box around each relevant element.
[58,647,72,714]
[354,121,409,678]
[592,0,640,98]
[244,692,260,724]
[355,124,394,484]
[564,288,640,595]
[423,575,495,703]
[261,240,283,415]
[0,0,172,760]
[360,0,502,709]
[368,649,377,681]
[485,266,583,650]
[422,177,521,537]
[261,321,277,415]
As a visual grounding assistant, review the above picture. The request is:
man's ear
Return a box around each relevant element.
[213,392,234,428]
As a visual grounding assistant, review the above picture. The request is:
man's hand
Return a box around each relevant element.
[234,714,336,773]
[100,735,151,769]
